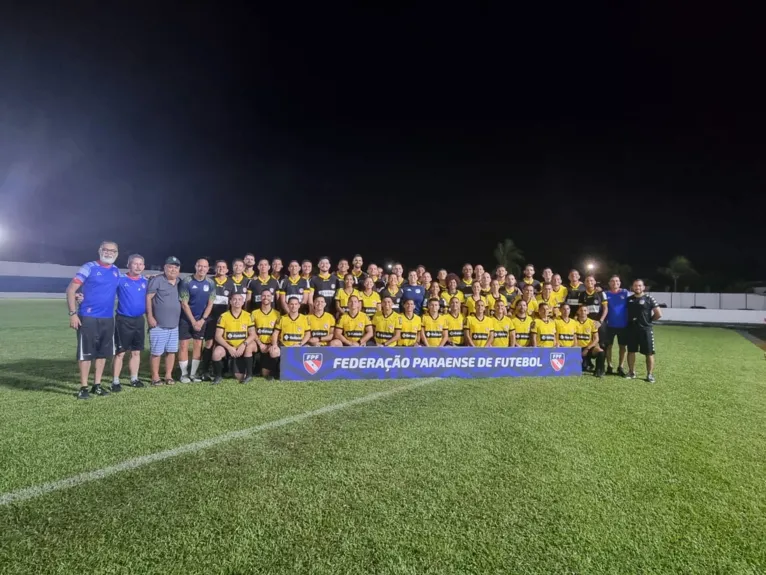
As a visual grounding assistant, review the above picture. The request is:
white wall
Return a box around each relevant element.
[660,308,766,325]
[649,292,766,310]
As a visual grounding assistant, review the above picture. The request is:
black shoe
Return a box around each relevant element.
[130,379,145,388]
[606,366,614,376]
[618,367,627,378]
[595,370,604,378]
[110,382,123,393]
[241,376,252,384]
[265,375,274,381]
[212,377,222,385]
[202,373,212,382]
[77,387,91,400]
[624,371,636,380]
[91,385,110,396]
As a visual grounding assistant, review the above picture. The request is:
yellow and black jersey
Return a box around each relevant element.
[492,316,514,347]
[351,270,367,287]
[379,288,403,312]
[512,315,534,347]
[251,308,280,345]
[457,278,474,297]
[575,318,598,348]
[440,290,465,307]
[336,312,370,343]
[212,276,236,308]
[422,313,446,346]
[511,296,539,318]
[555,318,576,347]
[359,291,381,318]
[230,275,249,296]
[243,269,255,280]
[464,314,493,347]
[309,273,338,305]
[279,276,310,302]
[335,288,362,314]
[247,276,280,308]
[486,292,508,316]
[443,312,465,345]
[535,295,559,318]
[307,312,336,345]
[372,311,402,345]
[216,310,254,347]
[535,318,557,348]
[501,286,521,303]
[398,313,422,347]
[463,295,488,316]
[551,286,568,307]
[521,277,541,293]
[276,313,310,347]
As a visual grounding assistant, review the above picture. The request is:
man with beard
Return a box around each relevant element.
[178,258,216,383]
[247,258,280,312]
[351,254,367,286]
[271,258,285,290]
[309,257,337,313]
[242,253,256,281]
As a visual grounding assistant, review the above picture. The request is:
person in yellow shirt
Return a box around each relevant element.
[551,274,568,307]
[398,299,422,346]
[249,290,281,380]
[212,293,255,384]
[511,283,539,318]
[479,272,492,296]
[511,299,536,347]
[371,296,402,346]
[463,281,488,317]
[554,303,577,348]
[421,298,447,346]
[306,295,338,347]
[334,274,361,318]
[333,296,373,346]
[535,282,559,319]
[441,275,465,309]
[442,296,465,346]
[534,303,558,347]
[575,305,605,377]
[272,298,311,349]
[463,300,494,347]
[358,276,382,319]
[492,301,515,347]
[486,279,508,317]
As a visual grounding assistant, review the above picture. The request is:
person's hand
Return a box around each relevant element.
[147,317,158,328]
[309,337,319,346]
[194,319,204,332]
[229,345,239,357]
[349,342,360,347]
[69,314,81,330]
[75,293,84,305]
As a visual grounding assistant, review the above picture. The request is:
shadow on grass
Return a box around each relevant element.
[0,358,90,395]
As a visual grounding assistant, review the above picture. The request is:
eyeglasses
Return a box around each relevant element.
[101,248,118,254]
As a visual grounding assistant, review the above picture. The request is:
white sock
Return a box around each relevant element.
[190,359,200,376]
[179,361,188,376]
[113,376,120,384]
[130,373,139,381]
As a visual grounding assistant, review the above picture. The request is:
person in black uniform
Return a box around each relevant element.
[625,279,662,383]
[201,260,235,378]
[565,269,586,315]
[309,257,339,313]
[246,259,280,312]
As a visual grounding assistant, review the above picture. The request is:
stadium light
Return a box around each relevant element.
[385,262,393,271]
[586,261,596,272]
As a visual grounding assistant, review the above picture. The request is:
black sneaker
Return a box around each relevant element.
[618,367,627,378]
[91,385,110,396]
[77,387,91,400]
[212,377,222,385]
[624,371,636,380]
[110,382,123,393]
[606,366,614,376]
[646,374,656,383]
[130,379,145,388]
[241,376,252,384]
[201,373,212,382]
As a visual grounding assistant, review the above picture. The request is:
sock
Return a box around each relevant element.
[596,351,606,372]
[245,356,253,377]
[213,360,223,378]
[130,373,139,382]
[179,361,189,376]
[200,348,213,373]
[190,359,200,376]
[113,376,120,384]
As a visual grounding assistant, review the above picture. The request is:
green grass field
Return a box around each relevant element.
[1,300,766,574]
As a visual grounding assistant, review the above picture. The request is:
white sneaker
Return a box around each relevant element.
[191,375,202,383]
[179,375,191,383]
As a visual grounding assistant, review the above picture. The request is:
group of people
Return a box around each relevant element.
[66,242,662,399]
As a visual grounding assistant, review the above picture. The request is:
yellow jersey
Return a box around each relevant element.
[276,313,310,347]
[336,312,370,343]
[216,310,254,347]
[555,318,577,347]
[535,318,557,347]
[512,315,534,347]
[464,314,493,347]
[535,295,559,318]
[511,296,539,318]
[307,312,336,345]
[440,290,465,306]
[492,315,514,347]
[551,286,568,306]
[398,313,422,347]
[251,308,280,345]
[575,318,598,348]
[359,291,381,318]
[335,288,361,314]
[486,292,508,316]
[464,295,488,316]
[421,313,446,346]
[371,311,402,346]
[443,312,465,345]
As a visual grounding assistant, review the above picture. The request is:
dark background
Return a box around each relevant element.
[1,3,764,286]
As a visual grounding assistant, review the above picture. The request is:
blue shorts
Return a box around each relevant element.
[149,327,179,355]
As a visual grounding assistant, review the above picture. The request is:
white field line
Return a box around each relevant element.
[0,377,441,506]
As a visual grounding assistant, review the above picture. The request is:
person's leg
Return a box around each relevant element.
[129,351,141,382]
[211,346,227,384]
[177,340,191,380]
[190,339,204,380]
[149,327,165,383]
[78,361,91,387]
[164,328,179,383]
[113,352,125,382]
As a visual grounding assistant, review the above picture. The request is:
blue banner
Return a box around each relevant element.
[281,346,582,380]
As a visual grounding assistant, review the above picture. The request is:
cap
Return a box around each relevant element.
[165,256,181,266]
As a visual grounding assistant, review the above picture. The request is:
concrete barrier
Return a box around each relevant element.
[660,308,766,325]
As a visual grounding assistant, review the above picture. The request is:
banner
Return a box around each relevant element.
[281,346,582,380]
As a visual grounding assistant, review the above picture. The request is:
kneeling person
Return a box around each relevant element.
[575,305,605,377]
[212,293,255,384]
[333,296,373,346]
[271,299,312,362]
[306,295,338,346]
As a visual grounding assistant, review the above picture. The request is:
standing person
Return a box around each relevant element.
[146,257,183,386]
[278,260,310,314]
[247,259,280,312]
[502,274,521,302]
[541,267,554,285]
[401,270,426,315]
[379,273,404,313]
[575,305,605,377]
[391,262,405,287]
[457,263,474,296]
[334,273,362,317]
[201,260,235,379]
[463,281,488,317]
[486,279,507,316]
[441,274,465,308]
[212,293,255,385]
[178,258,216,383]
[271,258,285,290]
[333,259,350,285]
[579,274,608,369]
[604,275,631,376]
[427,280,447,313]
[437,269,448,289]
[521,264,541,293]
[351,254,367,285]
[230,259,249,296]
[551,274,568,308]
[367,263,385,291]
[66,241,121,399]
[309,257,337,313]
[112,254,149,391]
[242,253,257,281]
[625,279,662,382]
[359,276,382,318]
[565,269,586,314]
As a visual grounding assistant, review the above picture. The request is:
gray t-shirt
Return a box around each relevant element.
[148,274,182,329]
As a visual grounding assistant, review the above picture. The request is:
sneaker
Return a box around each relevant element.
[212,377,222,385]
[595,370,604,378]
[179,375,191,384]
[241,376,252,384]
[624,371,636,380]
[265,375,274,381]
[618,367,627,378]
[130,379,145,388]
[191,375,202,383]
[646,374,656,383]
[606,366,614,376]
[151,380,163,386]
[77,387,91,400]
[165,378,175,386]
[91,385,110,396]
[201,373,212,382]
[110,382,123,393]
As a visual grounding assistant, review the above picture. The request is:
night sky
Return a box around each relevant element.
[1,3,764,282]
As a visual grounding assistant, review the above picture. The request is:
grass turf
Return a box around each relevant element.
[1,300,765,574]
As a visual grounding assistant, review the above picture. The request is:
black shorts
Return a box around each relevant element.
[258,352,279,373]
[214,345,250,374]
[115,314,145,353]
[627,326,655,355]
[603,326,626,347]
[205,308,227,340]
[77,316,115,360]
[179,316,206,341]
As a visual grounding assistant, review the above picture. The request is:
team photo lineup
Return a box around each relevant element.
[66,241,662,399]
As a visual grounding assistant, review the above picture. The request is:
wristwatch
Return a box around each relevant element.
[68,311,77,316]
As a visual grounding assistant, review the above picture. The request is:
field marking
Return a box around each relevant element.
[0,377,441,507]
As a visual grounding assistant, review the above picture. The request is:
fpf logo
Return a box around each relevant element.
[302,353,323,375]
[549,352,566,372]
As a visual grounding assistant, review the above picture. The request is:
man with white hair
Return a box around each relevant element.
[146,256,182,386]
[66,240,121,400]
[111,253,149,391]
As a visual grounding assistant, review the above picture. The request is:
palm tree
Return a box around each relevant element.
[658,256,696,292]
[494,239,524,276]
